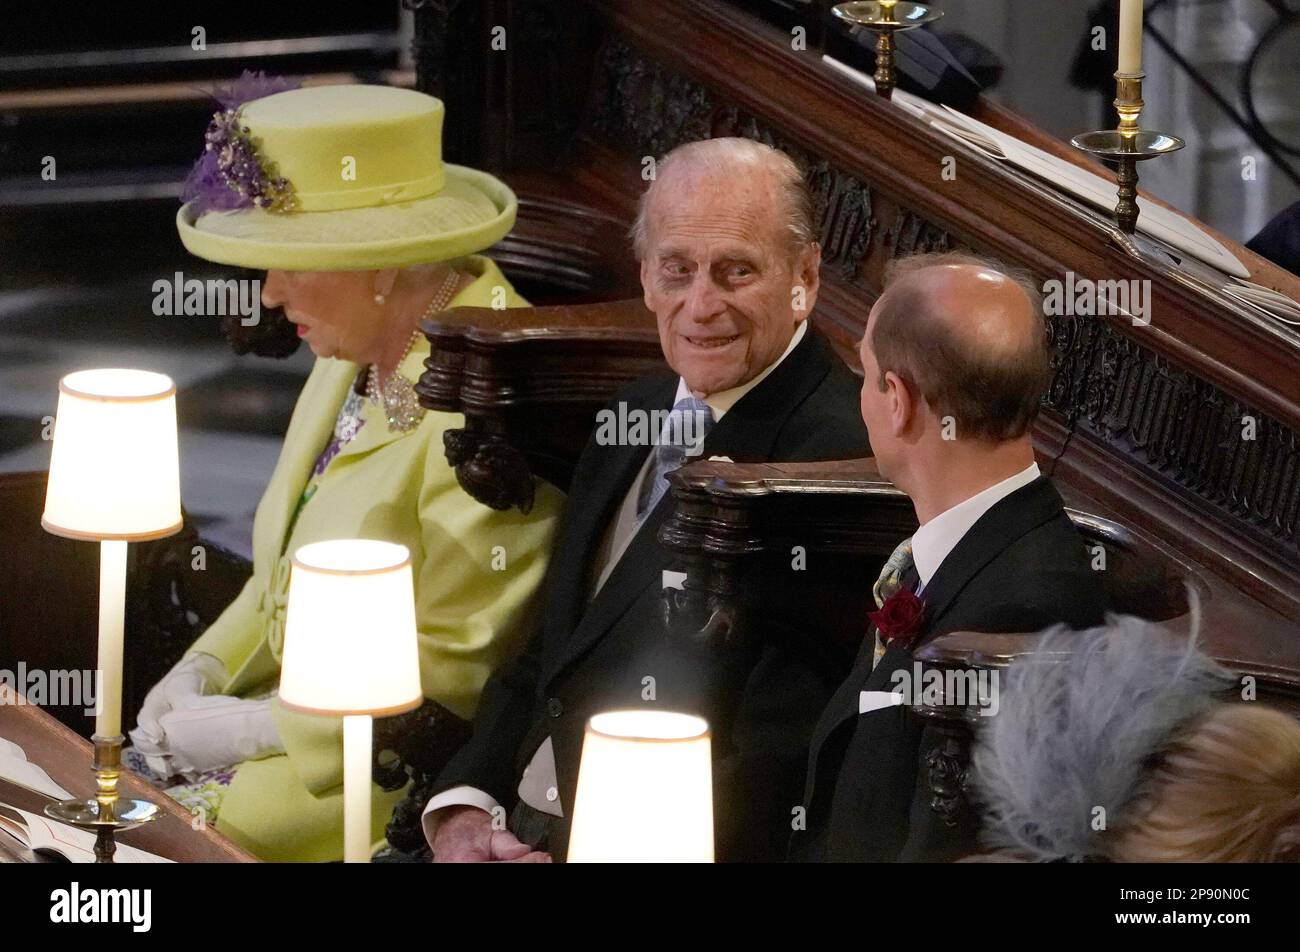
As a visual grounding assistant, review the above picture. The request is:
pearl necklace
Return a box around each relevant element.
[366,267,461,433]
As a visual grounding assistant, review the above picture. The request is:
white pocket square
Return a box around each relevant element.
[662,570,688,591]
[859,690,905,714]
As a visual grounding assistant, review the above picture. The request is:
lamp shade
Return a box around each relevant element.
[278,539,423,716]
[42,369,182,541]
[567,709,713,863]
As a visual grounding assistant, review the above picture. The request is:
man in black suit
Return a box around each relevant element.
[791,252,1107,863]
[424,137,871,862]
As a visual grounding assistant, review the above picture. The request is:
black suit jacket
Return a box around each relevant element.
[433,327,871,861]
[790,475,1107,863]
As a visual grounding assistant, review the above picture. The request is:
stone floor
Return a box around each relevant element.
[0,198,312,559]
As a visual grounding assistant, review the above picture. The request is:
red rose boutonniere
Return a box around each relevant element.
[868,587,927,651]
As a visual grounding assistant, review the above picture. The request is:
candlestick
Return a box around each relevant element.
[1072,71,1184,234]
[831,2,945,101]
[46,737,159,863]
[1118,0,1144,75]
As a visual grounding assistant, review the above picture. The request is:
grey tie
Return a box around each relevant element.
[636,396,714,519]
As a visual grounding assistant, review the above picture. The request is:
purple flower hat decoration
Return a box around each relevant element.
[182,70,302,216]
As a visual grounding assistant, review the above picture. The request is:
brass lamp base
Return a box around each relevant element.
[44,734,159,863]
[832,2,945,101]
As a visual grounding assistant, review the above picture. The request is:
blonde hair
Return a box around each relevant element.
[1111,704,1300,862]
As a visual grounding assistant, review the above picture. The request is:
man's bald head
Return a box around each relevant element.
[867,251,1051,442]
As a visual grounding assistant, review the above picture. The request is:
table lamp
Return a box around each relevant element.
[278,539,423,863]
[567,709,713,863]
[41,368,183,861]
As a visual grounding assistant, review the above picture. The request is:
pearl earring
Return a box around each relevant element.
[373,293,386,305]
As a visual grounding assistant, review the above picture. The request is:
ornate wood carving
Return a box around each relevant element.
[884,210,954,259]
[658,459,916,667]
[923,723,972,830]
[417,299,667,505]
[657,457,1207,646]
[411,0,602,171]
[443,425,538,513]
[124,525,250,725]
[1046,310,1300,562]
[403,0,466,98]
[372,698,473,856]
[591,38,898,286]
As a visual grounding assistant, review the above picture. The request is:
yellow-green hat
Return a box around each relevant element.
[176,83,516,271]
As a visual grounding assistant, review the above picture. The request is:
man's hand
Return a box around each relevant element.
[432,806,551,863]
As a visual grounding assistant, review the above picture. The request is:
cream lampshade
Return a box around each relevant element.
[42,368,182,542]
[42,368,182,740]
[279,539,423,716]
[278,539,423,862]
[567,709,714,863]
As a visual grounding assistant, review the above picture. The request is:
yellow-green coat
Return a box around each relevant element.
[189,257,562,861]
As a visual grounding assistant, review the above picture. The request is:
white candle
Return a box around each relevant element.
[342,714,372,863]
[95,540,127,738]
[1118,0,1144,73]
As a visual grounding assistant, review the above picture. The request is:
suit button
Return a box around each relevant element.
[547,697,564,718]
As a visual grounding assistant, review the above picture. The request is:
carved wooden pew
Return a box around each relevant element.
[660,456,1300,838]
[417,298,664,511]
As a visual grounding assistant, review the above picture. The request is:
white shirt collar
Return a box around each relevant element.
[911,462,1042,589]
[672,320,808,421]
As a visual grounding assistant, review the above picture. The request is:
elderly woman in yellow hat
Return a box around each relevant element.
[126,77,563,862]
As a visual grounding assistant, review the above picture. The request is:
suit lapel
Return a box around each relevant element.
[803,476,1066,811]
[908,475,1064,633]
[543,379,674,669]
[698,325,831,462]
[548,327,833,680]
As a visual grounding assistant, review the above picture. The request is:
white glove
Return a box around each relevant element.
[129,653,228,775]
[159,695,284,780]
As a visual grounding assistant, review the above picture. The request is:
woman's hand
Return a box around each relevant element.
[158,695,284,778]
[129,652,227,774]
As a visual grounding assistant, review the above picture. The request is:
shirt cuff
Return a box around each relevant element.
[422,786,502,851]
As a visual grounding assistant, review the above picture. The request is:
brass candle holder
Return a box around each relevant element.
[45,734,158,863]
[1071,71,1184,234]
[832,1,944,101]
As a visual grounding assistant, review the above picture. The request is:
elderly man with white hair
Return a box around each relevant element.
[422,137,871,862]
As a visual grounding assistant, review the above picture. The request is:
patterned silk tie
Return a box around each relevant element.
[635,396,715,519]
[871,536,915,668]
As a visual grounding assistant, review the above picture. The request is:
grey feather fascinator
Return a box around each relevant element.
[969,592,1233,862]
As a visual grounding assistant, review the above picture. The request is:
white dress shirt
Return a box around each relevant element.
[422,321,809,846]
[909,462,1041,593]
